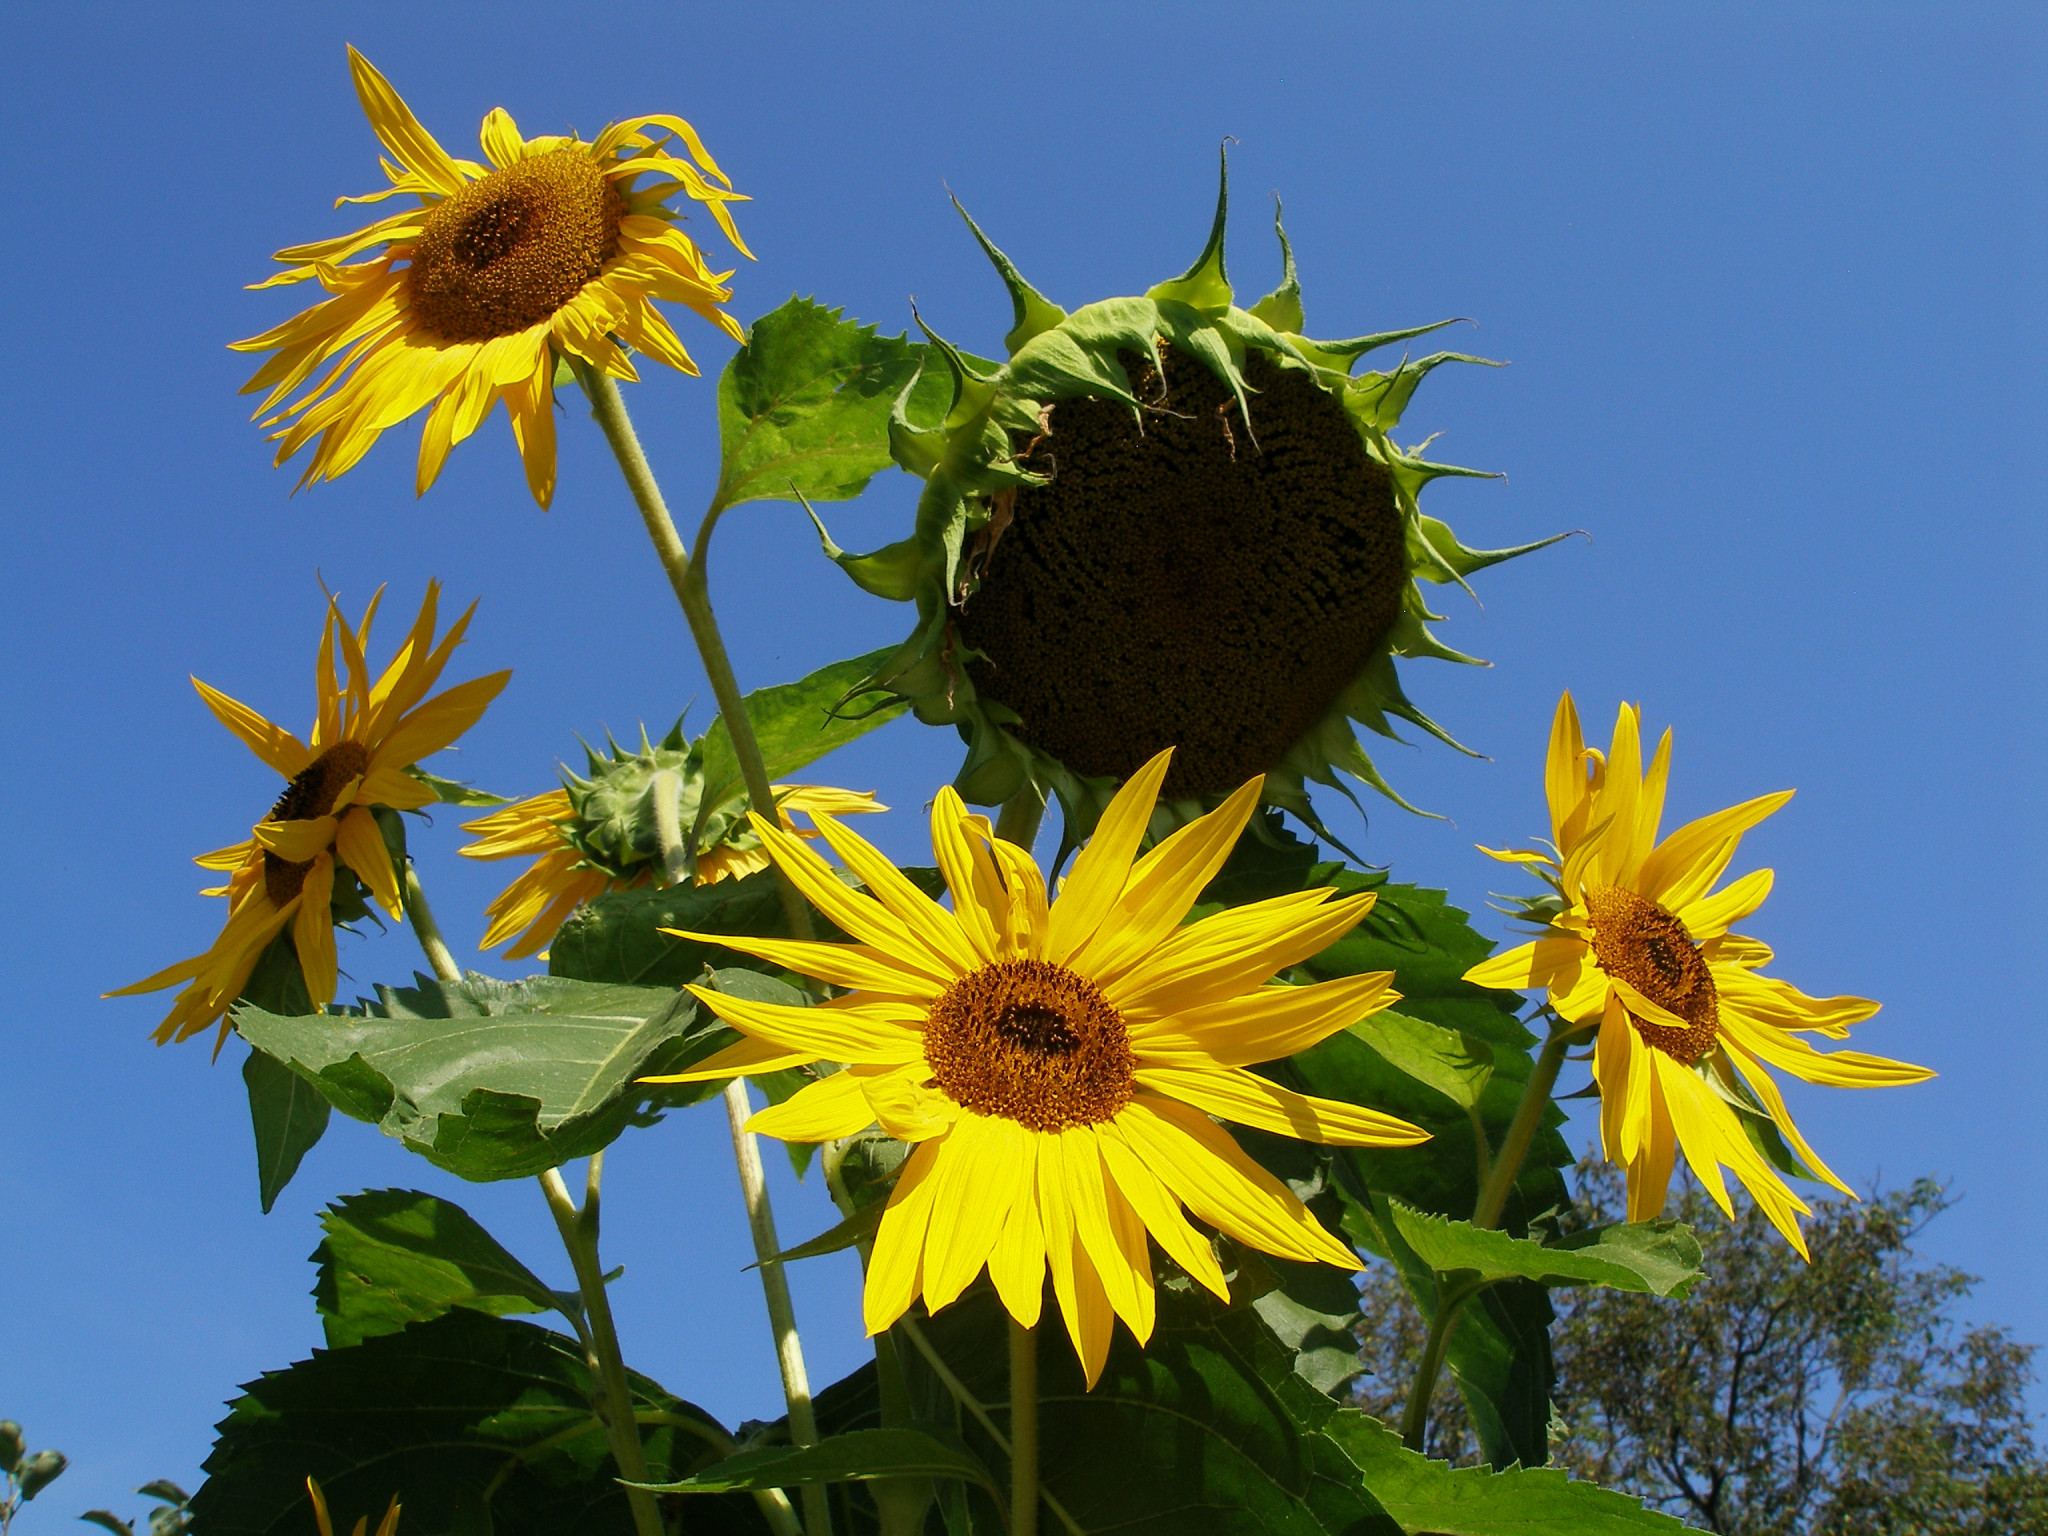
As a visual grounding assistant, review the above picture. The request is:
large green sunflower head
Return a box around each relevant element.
[812,152,1565,849]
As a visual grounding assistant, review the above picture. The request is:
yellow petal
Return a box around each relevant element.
[1115,1096,1358,1269]
[657,928,938,999]
[1070,774,1265,985]
[923,1115,1030,1312]
[346,46,468,197]
[744,1070,876,1142]
[1131,972,1398,1067]
[1676,867,1773,941]
[986,1136,1047,1328]
[292,854,338,1008]
[1044,747,1174,966]
[1544,690,1588,852]
[1594,702,1644,887]
[1463,936,1585,992]
[1714,964,1880,1037]
[1061,1127,1152,1343]
[1097,1120,1229,1300]
[1719,1047,1853,1197]
[251,816,340,863]
[864,1140,942,1334]
[747,815,959,986]
[1637,791,1795,910]
[1718,1011,1933,1088]
[810,811,981,975]
[1135,1065,1431,1149]
[1623,1086,1678,1224]
[682,985,925,1065]
[1594,993,1638,1165]
[191,677,312,778]
[1112,889,1375,1016]
[929,786,1004,963]
[638,1033,812,1085]
[335,806,401,918]
[478,105,527,168]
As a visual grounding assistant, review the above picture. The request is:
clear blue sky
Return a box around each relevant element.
[1,2,2041,1520]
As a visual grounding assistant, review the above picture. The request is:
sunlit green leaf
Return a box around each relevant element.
[234,975,716,1181]
[1385,1205,1704,1299]
[312,1188,564,1348]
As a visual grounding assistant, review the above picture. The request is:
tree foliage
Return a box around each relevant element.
[1355,1161,2048,1533]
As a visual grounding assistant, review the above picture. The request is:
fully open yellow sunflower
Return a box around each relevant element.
[1465,693,1932,1255]
[232,47,750,507]
[465,781,882,960]
[644,749,1428,1384]
[112,584,508,1048]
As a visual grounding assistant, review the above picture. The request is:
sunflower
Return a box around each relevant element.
[465,765,883,960]
[112,584,508,1047]
[232,46,750,507]
[1464,693,1932,1255]
[812,154,1561,846]
[643,748,1428,1384]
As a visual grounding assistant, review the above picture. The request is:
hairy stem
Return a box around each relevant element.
[1009,1319,1040,1536]
[573,359,813,945]
[539,1158,664,1536]
[1399,1277,1483,1454]
[724,1079,832,1536]
[400,864,462,985]
[648,767,693,887]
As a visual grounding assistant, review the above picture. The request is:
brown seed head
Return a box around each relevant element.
[923,958,1134,1132]
[263,740,372,907]
[1584,884,1719,1065]
[407,148,623,343]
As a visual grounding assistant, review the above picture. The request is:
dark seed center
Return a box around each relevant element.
[1585,885,1720,1065]
[924,958,1132,1131]
[263,740,371,907]
[955,344,1407,798]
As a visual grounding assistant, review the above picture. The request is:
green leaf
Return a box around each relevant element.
[1350,1013,1494,1111]
[712,296,952,512]
[640,1428,997,1496]
[187,1310,766,1536]
[312,1189,562,1348]
[816,1259,1405,1535]
[234,976,711,1182]
[750,1198,885,1269]
[1386,1205,1704,1298]
[243,1046,331,1215]
[1322,1411,1690,1533]
[403,765,511,807]
[79,1514,133,1536]
[695,647,907,835]
[549,869,800,989]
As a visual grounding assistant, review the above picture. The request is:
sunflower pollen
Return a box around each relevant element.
[924,958,1133,1131]
[407,148,624,343]
[1585,885,1720,1065]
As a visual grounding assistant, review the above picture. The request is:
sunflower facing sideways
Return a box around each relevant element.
[112,584,508,1048]
[232,47,750,507]
[816,154,1563,845]
[644,748,1429,1384]
[1465,694,1932,1256]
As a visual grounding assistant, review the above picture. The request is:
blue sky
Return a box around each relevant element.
[1,1,2041,1520]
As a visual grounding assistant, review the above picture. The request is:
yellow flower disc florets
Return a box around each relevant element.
[262,739,372,905]
[1585,884,1720,1065]
[956,344,1407,799]
[407,148,624,343]
[922,957,1135,1131]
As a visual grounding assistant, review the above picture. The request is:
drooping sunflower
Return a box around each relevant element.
[644,748,1428,1384]
[233,47,750,507]
[463,718,882,959]
[112,584,508,1048]
[814,154,1561,845]
[1465,693,1933,1255]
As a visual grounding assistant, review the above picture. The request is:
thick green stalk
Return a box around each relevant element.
[1398,1276,1484,1454]
[722,1079,832,1536]
[1008,1320,1040,1536]
[572,358,813,945]
[400,864,462,985]
[540,1159,665,1536]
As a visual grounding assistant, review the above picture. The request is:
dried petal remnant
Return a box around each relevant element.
[956,345,1406,798]
[1585,884,1719,1064]
[923,958,1134,1131]
[408,149,625,343]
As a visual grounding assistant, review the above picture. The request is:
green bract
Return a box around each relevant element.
[814,153,1563,847]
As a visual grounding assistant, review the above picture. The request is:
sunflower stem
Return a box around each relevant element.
[1401,1013,1586,1451]
[1008,1319,1040,1536]
[399,864,462,985]
[723,1078,832,1536]
[648,768,693,887]
[993,784,1048,852]
[538,1157,665,1536]
[1470,1015,1582,1232]
[572,358,815,946]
